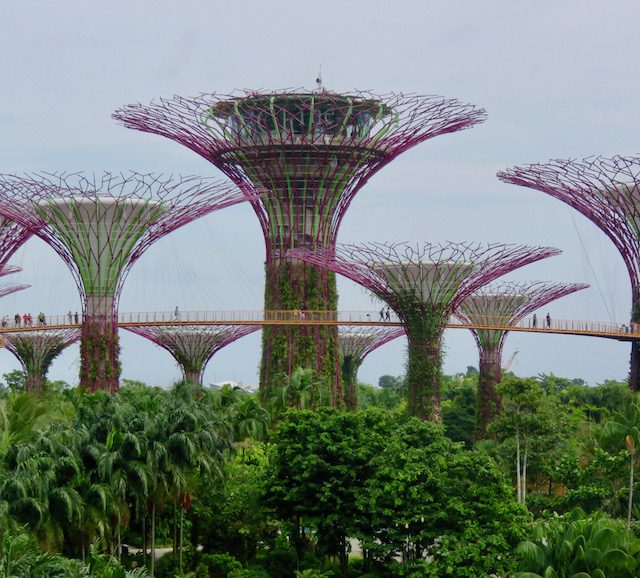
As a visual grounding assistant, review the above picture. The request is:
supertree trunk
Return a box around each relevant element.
[24,373,45,393]
[260,258,340,404]
[183,368,203,386]
[406,326,444,422]
[340,355,360,412]
[81,295,119,393]
[475,347,503,441]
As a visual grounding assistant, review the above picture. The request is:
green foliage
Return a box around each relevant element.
[197,552,242,577]
[514,509,640,577]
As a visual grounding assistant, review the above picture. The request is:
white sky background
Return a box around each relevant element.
[0,0,638,387]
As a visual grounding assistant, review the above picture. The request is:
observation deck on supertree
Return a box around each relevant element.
[124,324,260,386]
[498,155,640,389]
[339,325,405,411]
[290,241,561,421]
[3,328,81,393]
[455,281,588,440]
[113,89,487,401]
[0,172,246,393]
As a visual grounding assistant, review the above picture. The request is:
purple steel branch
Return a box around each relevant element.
[113,90,487,256]
[339,325,406,365]
[124,324,260,385]
[290,242,562,320]
[455,280,589,354]
[0,172,247,312]
[498,156,640,298]
[0,217,31,272]
[3,328,80,392]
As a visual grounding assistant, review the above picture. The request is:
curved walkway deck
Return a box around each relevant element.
[0,310,636,342]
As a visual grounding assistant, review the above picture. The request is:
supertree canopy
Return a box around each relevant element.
[291,242,561,420]
[455,281,588,440]
[3,329,81,392]
[498,155,640,389]
[0,172,246,393]
[124,324,260,386]
[114,89,487,401]
[339,326,405,411]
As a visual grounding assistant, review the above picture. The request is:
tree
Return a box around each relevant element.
[601,394,640,530]
[492,377,556,504]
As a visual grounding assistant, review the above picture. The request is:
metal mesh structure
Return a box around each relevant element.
[339,326,405,411]
[291,242,561,420]
[114,88,487,400]
[3,329,80,392]
[455,281,588,439]
[0,281,29,300]
[0,172,247,393]
[498,155,640,388]
[0,217,32,273]
[124,324,260,386]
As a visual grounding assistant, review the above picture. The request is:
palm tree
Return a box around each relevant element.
[277,367,325,411]
[232,396,270,443]
[601,394,640,530]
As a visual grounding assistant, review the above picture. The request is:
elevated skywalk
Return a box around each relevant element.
[0,310,636,342]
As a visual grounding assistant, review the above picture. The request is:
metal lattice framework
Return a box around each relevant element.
[0,172,247,393]
[3,328,80,392]
[339,325,405,411]
[114,89,487,398]
[498,155,640,388]
[291,242,561,420]
[0,282,30,300]
[0,217,32,274]
[455,281,588,439]
[124,324,260,386]
[114,89,487,256]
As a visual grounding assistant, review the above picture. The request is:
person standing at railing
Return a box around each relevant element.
[174,306,180,321]
[14,313,20,327]
[546,313,551,329]
[532,313,537,328]
[74,311,79,324]
[67,311,73,324]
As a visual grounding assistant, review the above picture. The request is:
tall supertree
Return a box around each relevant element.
[3,329,81,392]
[124,324,260,386]
[498,155,640,389]
[114,89,487,401]
[0,172,246,393]
[339,326,405,411]
[291,242,560,420]
[455,281,588,440]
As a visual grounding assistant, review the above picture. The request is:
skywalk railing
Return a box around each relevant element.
[0,310,636,339]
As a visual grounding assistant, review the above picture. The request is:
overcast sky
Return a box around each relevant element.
[0,1,639,388]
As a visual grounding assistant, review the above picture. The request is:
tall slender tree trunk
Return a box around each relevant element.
[142,514,147,564]
[628,452,635,531]
[179,506,184,573]
[522,439,529,505]
[151,501,156,577]
[515,429,522,504]
[630,298,640,390]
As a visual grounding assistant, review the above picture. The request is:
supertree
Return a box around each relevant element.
[114,89,487,401]
[455,281,588,440]
[0,172,246,393]
[339,326,405,411]
[2,329,81,392]
[498,155,640,389]
[124,324,260,386]
[290,242,561,420]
